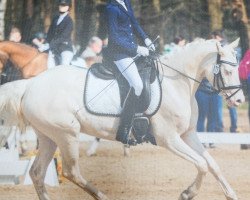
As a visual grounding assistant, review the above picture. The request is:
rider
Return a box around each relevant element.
[106,0,155,145]
[39,0,73,68]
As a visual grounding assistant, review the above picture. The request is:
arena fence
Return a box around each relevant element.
[1,126,250,144]
[79,133,250,144]
[197,133,250,144]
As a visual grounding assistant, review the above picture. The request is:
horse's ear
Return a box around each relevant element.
[216,41,224,56]
[229,38,240,49]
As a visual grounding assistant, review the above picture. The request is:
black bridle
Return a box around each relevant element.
[212,54,242,100]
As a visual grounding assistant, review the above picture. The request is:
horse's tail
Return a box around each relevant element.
[0,79,30,132]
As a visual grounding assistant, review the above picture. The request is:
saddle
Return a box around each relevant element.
[91,56,157,113]
[84,56,161,145]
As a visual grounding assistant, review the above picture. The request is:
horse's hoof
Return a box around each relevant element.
[98,192,109,200]
[178,190,193,200]
[226,194,238,200]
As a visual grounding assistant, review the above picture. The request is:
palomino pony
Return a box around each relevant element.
[0,41,47,78]
[0,39,244,200]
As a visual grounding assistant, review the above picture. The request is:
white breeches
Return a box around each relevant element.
[114,57,143,96]
[47,50,73,69]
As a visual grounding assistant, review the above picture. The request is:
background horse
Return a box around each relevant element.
[0,39,244,200]
[0,41,47,78]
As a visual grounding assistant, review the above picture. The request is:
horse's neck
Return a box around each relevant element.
[161,41,217,97]
[3,42,36,68]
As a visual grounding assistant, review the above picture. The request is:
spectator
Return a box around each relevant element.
[1,26,22,85]
[173,35,186,47]
[81,36,103,67]
[163,35,186,55]
[9,27,22,43]
[238,49,250,149]
[32,32,46,48]
[195,78,223,148]
[38,0,73,68]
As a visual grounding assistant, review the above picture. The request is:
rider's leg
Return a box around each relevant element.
[61,51,74,65]
[115,57,143,96]
[114,57,143,144]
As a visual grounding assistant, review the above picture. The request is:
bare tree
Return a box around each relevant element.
[0,0,7,40]
[208,0,223,31]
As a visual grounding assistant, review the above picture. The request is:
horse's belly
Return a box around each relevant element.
[22,67,86,125]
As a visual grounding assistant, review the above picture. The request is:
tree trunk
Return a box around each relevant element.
[21,0,34,43]
[0,0,7,40]
[208,0,223,31]
[42,0,53,32]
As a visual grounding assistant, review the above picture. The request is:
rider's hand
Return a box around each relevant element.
[38,43,50,52]
[144,38,156,51]
[137,46,149,57]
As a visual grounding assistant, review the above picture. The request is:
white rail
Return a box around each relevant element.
[197,133,250,144]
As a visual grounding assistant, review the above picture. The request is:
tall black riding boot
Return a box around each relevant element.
[116,88,137,145]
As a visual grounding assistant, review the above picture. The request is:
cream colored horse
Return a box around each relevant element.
[0,39,244,200]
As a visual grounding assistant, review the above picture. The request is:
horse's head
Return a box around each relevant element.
[206,38,245,106]
[0,50,9,73]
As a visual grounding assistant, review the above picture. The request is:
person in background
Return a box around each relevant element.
[195,77,222,148]
[238,49,250,149]
[9,27,22,43]
[163,35,186,55]
[81,36,103,67]
[32,32,46,49]
[105,0,155,145]
[173,35,186,47]
[38,0,73,68]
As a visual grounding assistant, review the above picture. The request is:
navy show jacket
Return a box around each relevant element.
[106,0,148,61]
[47,14,73,55]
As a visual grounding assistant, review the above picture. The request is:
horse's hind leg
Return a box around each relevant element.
[182,132,238,200]
[29,131,57,200]
[86,137,100,156]
[58,134,108,200]
[162,134,208,200]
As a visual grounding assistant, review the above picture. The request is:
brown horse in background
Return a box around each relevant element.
[0,41,47,78]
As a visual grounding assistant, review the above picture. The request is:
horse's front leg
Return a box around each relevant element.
[157,132,208,200]
[182,132,238,200]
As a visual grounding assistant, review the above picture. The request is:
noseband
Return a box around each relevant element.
[213,54,242,100]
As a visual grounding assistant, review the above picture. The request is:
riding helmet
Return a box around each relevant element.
[58,0,72,7]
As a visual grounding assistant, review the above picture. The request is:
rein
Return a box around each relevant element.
[154,52,242,100]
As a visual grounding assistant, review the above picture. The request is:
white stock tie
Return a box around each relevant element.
[116,0,127,11]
